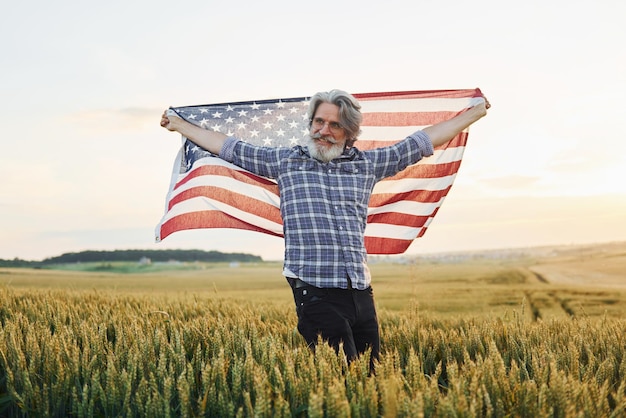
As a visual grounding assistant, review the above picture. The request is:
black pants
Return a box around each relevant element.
[289,279,380,367]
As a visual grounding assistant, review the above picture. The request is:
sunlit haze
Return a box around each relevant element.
[1,0,625,261]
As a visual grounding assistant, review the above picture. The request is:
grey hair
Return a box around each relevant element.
[307,89,362,147]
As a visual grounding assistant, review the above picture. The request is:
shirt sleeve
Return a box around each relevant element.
[219,136,240,162]
[217,137,288,179]
[366,129,435,180]
[407,130,434,157]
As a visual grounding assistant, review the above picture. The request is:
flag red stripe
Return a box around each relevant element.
[367,212,432,228]
[369,187,452,207]
[383,161,461,183]
[434,132,468,149]
[357,131,467,151]
[175,164,278,192]
[168,186,282,223]
[159,211,283,241]
[362,111,461,126]
[364,236,413,254]
[383,162,462,184]
[355,88,482,101]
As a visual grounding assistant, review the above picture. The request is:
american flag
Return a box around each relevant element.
[155,88,484,254]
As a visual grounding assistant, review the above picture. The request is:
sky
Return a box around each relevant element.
[1,0,625,262]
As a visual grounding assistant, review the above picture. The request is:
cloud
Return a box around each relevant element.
[478,175,542,192]
[64,107,161,132]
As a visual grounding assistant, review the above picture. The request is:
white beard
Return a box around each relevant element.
[305,134,345,162]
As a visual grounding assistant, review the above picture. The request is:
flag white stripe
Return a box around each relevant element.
[360,97,475,113]
[359,125,429,140]
[359,125,468,141]
[367,199,443,216]
[364,223,424,240]
[425,146,466,165]
[373,174,457,194]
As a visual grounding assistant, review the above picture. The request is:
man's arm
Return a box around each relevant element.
[423,100,489,148]
[160,110,228,154]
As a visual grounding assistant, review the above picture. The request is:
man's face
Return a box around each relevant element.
[307,102,347,162]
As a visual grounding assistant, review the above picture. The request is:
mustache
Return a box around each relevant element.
[310,132,337,144]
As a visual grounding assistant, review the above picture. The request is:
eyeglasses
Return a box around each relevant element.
[310,117,344,133]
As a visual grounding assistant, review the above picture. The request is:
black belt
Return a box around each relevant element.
[288,277,353,289]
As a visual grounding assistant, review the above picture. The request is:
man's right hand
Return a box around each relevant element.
[159,108,229,154]
[160,109,179,131]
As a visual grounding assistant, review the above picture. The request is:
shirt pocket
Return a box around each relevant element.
[339,160,372,178]
[338,162,374,207]
[283,159,317,174]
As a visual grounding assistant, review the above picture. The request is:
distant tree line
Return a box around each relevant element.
[0,249,262,267]
[0,258,38,268]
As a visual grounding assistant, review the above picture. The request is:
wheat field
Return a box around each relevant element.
[1,244,626,417]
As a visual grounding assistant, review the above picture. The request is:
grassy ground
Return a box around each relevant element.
[2,243,626,416]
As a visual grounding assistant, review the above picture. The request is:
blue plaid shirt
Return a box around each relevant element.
[220,131,433,290]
